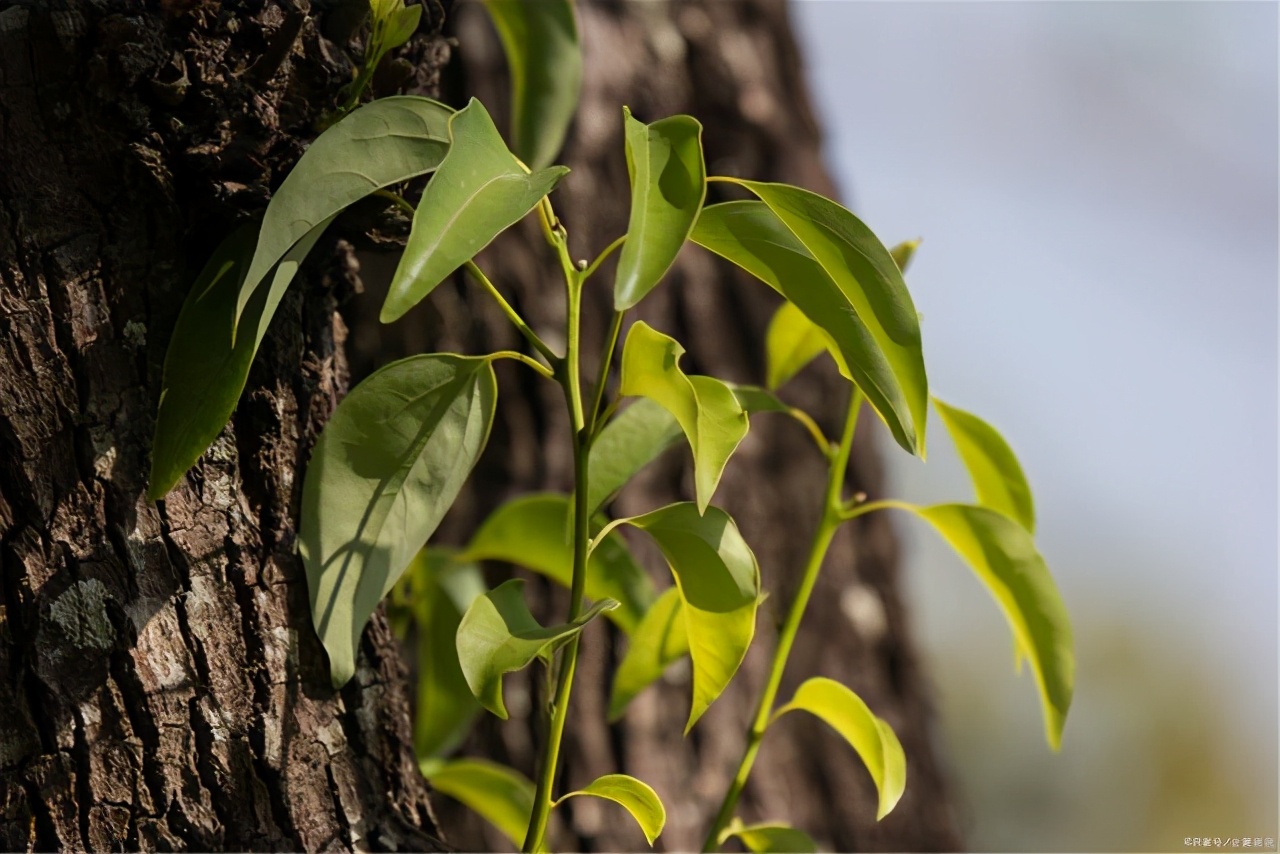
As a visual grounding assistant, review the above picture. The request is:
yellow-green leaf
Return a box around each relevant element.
[718,818,818,854]
[383,98,569,323]
[614,109,707,309]
[621,503,760,731]
[420,757,534,848]
[586,398,683,516]
[456,578,617,719]
[300,354,497,687]
[933,397,1036,532]
[912,503,1074,748]
[608,587,689,720]
[764,300,845,391]
[555,773,666,846]
[618,321,748,513]
[772,677,906,820]
[480,0,582,170]
[457,493,656,633]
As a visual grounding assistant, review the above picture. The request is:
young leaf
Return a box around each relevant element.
[149,216,333,500]
[933,397,1036,532]
[301,354,498,688]
[623,503,760,732]
[608,587,689,720]
[613,109,707,309]
[420,757,535,848]
[554,773,666,846]
[618,321,748,513]
[912,503,1073,749]
[765,300,842,391]
[237,96,453,325]
[456,493,656,632]
[400,550,485,760]
[456,578,618,719]
[586,398,683,516]
[772,677,906,821]
[382,98,570,323]
[368,0,422,64]
[718,818,818,854]
[691,198,927,458]
[480,0,582,170]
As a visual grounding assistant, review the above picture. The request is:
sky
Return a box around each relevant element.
[789,2,1278,849]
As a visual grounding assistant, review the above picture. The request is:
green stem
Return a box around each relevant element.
[463,261,559,366]
[490,351,556,381]
[523,258,589,854]
[580,234,626,282]
[373,188,415,216]
[701,388,865,852]
[586,311,624,438]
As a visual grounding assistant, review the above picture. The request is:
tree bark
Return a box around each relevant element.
[344,1,965,851]
[0,3,447,850]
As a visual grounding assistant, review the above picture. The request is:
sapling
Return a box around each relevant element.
[148,2,1074,851]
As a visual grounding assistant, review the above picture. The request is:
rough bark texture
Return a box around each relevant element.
[343,1,965,852]
[0,3,448,850]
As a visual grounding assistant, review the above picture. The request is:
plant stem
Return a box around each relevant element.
[523,250,589,854]
[580,234,626,282]
[463,261,559,366]
[586,311,624,438]
[701,388,865,852]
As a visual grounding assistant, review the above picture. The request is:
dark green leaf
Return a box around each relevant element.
[622,503,760,731]
[718,818,818,854]
[933,397,1036,532]
[457,493,655,632]
[237,96,453,324]
[480,0,582,170]
[420,757,534,848]
[383,99,569,322]
[149,217,333,500]
[399,550,485,760]
[456,578,617,719]
[301,354,498,687]
[613,109,706,309]
[911,503,1073,749]
[618,321,748,513]
[608,587,688,720]
[691,197,927,458]
[773,677,906,820]
[555,774,666,846]
[586,398,683,516]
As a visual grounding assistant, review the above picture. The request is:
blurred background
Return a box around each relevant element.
[789,2,1278,850]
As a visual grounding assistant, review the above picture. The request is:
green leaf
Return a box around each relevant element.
[773,677,906,821]
[237,96,453,325]
[765,300,842,391]
[761,237,919,391]
[457,493,656,632]
[618,321,748,513]
[608,587,689,720]
[383,98,570,323]
[149,216,334,500]
[555,773,666,846]
[933,397,1036,532]
[613,109,707,309]
[300,354,498,688]
[728,384,792,415]
[456,578,618,719]
[372,0,422,59]
[586,398,683,516]
[399,550,485,760]
[912,503,1073,749]
[691,196,927,458]
[420,757,534,849]
[480,0,582,170]
[718,818,818,854]
[622,503,760,731]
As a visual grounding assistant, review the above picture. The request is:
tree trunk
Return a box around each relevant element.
[0,3,447,850]
[344,1,965,851]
